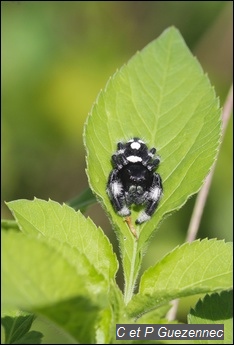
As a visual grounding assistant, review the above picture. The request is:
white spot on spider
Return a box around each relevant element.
[130,142,141,150]
[111,181,122,196]
[136,211,150,224]
[127,155,142,163]
[118,206,130,217]
[149,186,161,201]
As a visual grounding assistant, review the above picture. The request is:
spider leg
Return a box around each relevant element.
[147,157,160,171]
[112,153,128,169]
[112,142,129,169]
[141,147,161,171]
[136,173,163,224]
[141,147,156,166]
[106,169,130,217]
[117,142,124,150]
[150,148,156,154]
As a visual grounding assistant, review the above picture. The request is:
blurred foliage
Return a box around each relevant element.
[1,1,233,337]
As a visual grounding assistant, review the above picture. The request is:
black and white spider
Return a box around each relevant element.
[106,137,163,224]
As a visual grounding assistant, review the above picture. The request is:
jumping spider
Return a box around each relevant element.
[106,137,163,224]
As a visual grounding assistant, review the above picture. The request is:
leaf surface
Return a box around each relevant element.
[1,230,108,344]
[7,198,118,281]
[188,290,233,344]
[84,27,221,245]
[128,239,232,316]
[1,314,43,344]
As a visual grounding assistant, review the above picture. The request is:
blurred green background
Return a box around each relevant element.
[1,1,232,341]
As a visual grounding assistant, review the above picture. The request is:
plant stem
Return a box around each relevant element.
[124,238,139,305]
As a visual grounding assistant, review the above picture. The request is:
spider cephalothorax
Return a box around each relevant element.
[106,137,163,224]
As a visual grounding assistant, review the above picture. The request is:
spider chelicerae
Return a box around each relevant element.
[106,137,163,224]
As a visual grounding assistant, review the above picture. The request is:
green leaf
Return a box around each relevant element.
[6,198,118,281]
[3,200,123,343]
[1,314,43,344]
[95,283,127,344]
[2,230,105,310]
[84,27,221,302]
[36,297,103,344]
[1,230,107,344]
[84,26,221,242]
[128,239,233,317]
[188,291,233,344]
